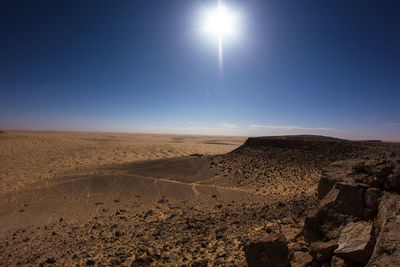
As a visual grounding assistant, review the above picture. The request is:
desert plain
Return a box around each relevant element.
[0,131,399,266]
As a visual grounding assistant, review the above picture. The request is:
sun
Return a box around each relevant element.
[202,1,239,41]
[200,1,240,71]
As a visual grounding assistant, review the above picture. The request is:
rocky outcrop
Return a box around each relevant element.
[317,159,364,199]
[244,232,290,267]
[301,154,400,266]
[367,192,400,266]
[303,182,367,241]
[348,157,399,192]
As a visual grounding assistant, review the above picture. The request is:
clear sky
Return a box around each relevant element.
[1,0,399,140]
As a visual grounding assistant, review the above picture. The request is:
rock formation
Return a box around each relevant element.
[301,153,400,266]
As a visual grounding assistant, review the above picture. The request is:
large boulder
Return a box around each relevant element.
[303,182,367,241]
[367,192,400,266]
[318,160,363,199]
[334,221,375,264]
[243,232,290,267]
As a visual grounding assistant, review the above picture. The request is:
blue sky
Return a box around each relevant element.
[1,0,399,140]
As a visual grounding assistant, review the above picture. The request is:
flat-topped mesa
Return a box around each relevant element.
[230,135,372,158]
[242,135,349,149]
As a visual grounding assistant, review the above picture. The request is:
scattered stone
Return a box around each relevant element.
[86,259,95,266]
[45,257,56,264]
[191,259,208,267]
[158,197,168,203]
[131,256,154,266]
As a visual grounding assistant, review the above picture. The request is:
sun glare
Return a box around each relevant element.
[200,1,240,71]
[202,2,239,40]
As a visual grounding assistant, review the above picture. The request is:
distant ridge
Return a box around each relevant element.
[237,134,353,148]
[247,135,347,142]
[229,135,376,159]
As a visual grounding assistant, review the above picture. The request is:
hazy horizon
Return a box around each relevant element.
[1,0,399,140]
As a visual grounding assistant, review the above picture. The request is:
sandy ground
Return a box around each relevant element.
[0,131,245,194]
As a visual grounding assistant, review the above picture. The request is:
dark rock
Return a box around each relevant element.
[318,160,362,199]
[334,221,375,264]
[367,192,400,266]
[386,172,400,190]
[45,257,56,264]
[215,227,226,240]
[244,232,290,267]
[370,162,393,179]
[364,188,382,210]
[86,259,95,266]
[157,197,168,203]
[360,158,399,189]
[131,256,153,266]
[304,182,366,241]
[364,188,382,218]
[311,240,338,261]
[191,259,208,267]
[110,258,123,265]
